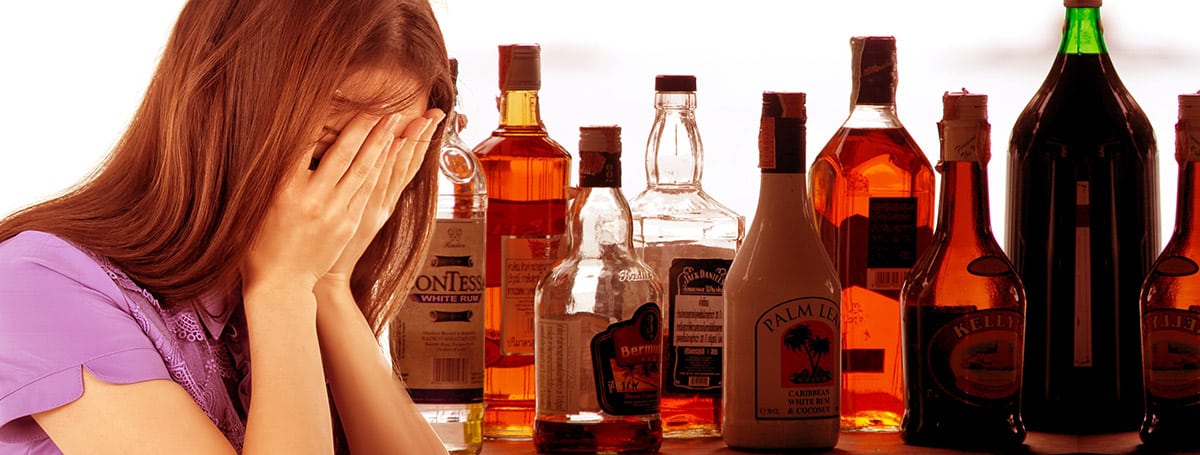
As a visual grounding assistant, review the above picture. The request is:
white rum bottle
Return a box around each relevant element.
[391,57,487,454]
[723,92,841,450]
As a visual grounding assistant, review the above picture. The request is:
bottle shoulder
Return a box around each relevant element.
[473,131,573,159]
[629,188,744,221]
[902,233,1024,309]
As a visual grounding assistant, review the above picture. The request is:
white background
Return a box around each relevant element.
[2,1,1198,246]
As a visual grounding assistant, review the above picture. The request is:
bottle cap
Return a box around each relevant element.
[940,89,990,163]
[655,75,696,92]
[1179,93,1200,121]
[942,89,988,122]
[579,126,622,187]
[759,92,807,172]
[1177,92,1200,162]
[850,36,898,107]
[1065,0,1101,7]
[498,44,540,91]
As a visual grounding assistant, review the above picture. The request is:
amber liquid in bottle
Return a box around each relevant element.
[474,44,572,440]
[809,36,935,432]
[1138,93,1200,449]
[900,92,1026,448]
[1006,3,1158,433]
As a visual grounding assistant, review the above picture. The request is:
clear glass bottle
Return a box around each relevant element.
[808,35,935,432]
[628,74,744,439]
[533,126,664,454]
[474,44,573,440]
[1006,0,1159,433]
[390,58,487,455]
[1139,93,1200,449]
[900,91,1026,448]
[724,92,841,451]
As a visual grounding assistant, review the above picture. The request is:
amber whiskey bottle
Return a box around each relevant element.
[900,91,1026,448]
[1139,93,1200,449]
[629,75,744,439]
[1006,0,1159,433]
[533,126,664,454]
[473,44,572,440]
[809,36,935,432]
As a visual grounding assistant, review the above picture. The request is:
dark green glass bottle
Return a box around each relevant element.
[1005,0,1159,434]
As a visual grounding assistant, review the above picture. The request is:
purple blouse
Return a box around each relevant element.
[0,231,250,453]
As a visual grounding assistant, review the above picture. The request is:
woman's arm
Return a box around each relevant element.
[315,285,448,455]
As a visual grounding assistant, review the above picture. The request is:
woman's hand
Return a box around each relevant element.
[318,108,446,290]
[242,112,404,295]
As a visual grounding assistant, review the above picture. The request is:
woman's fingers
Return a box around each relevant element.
[313,113,400,197]
[385,109,445,204]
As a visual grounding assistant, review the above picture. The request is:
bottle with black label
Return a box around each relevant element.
[900,91,1026,448]
[629,74,745,438]
[1139,93,1200,449]
[724,92,841,451]
[533,126,664,454]
[808,36,935,432]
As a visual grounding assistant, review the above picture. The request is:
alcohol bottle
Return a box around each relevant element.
[390,58,487,455]
[724,92,841,451]
[533,126,664,454]
[808,35,935,432]
[628,74,745,439]
[474,44,572,440]
[1006,0,1159,433]
[1139,93,1200,449]
[900,91,1026,448]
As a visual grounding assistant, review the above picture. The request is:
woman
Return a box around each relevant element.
[0,0,453,453]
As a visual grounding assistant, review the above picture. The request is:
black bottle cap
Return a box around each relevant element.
[759,92,807,172]
[655,75,696,92]
[579,125,622,187]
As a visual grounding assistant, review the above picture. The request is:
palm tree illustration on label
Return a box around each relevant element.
[755,297,841,420]
[784,323,835,385]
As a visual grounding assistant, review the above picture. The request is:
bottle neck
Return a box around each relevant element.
[1060,7,1107,55]
[844,104,902,129]
[570,187,635,259]
[935,161,993,241]
[646,92,703,188]
[498,89,545,128]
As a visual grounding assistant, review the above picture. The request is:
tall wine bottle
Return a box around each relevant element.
[809,35,935,432]
[900,91,1026,448]
[1138,93,1200,449]
[1005,0,1159,433]
[724,92,840,451]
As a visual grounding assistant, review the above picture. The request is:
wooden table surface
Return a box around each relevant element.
[480,431,1194,454]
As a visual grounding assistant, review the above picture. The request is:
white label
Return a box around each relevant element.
[501,235,566,355]
[941,126,980,162]
[755,297,840,420]
[396,218,486,396]
[536,318,583,415]
[1074,181,1093,367]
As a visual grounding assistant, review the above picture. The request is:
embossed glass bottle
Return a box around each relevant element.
[533,126,664,454]
[900,91,1026,448]
[724,92,841,451]
[808,36,935,432]
[1139,93,1200,449]
[390,58,488,455]
[629,74,744,438]
[474,44,573,440]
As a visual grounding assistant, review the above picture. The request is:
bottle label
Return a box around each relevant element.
[926,309,1023,405]
[1074,181,1093,367]
[941,126,981,162]
[396,218,486,403]
[666,259,728,395]
[866,197,919,291]
[536,316,597,415]
[501,235,566,355]
[755,297,840,420]
[1143,308,1200,405]
[591,303,663,416]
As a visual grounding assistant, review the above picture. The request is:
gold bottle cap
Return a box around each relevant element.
[1065,0,1101,7]
[498,44,540,91]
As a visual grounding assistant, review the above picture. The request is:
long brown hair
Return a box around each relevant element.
[0,0,452,333]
